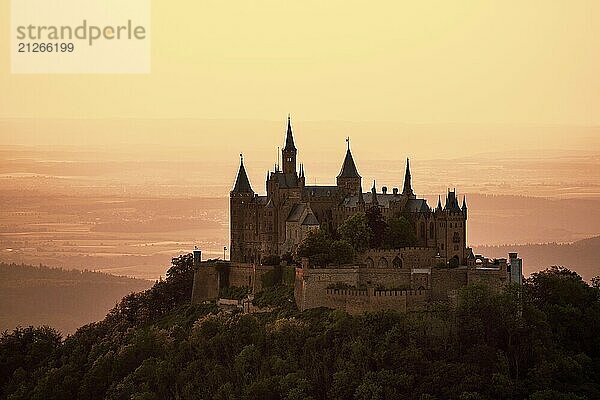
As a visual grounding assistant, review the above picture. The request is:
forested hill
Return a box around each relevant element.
[0,263,153,334]
[473,235,600,280]
[1,254,599,400]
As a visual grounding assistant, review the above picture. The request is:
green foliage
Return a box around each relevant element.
[337,212,371,253]
[261,255,281,266]
[384,216,417,249]
[2,265,600,400]
[219,286,250,300]
[282,265,295,286]
[366,206,387,248]
[261,265,283,288]
[329,240,355,265]
[252,285,295,309]
[297,229,355,266]
[297,228,332,266]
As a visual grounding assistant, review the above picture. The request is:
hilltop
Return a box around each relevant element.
[1,255,599,399]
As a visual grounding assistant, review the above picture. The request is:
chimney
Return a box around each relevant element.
[392,187,399,195]
[193,247,202,268]
[382,186,387,194]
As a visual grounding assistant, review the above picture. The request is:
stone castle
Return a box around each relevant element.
[192,117,523,314]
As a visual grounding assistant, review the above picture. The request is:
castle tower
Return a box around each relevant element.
[336,138,361,195]
[230,154,254,262]
[438,189,467,266]
[282,116,297,175]
[402,158,416,199]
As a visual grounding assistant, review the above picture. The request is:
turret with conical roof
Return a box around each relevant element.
[231,154,253,194]
[282,115,297,175]
[336,137,362,195]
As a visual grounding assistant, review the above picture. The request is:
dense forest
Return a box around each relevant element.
[0,263,153,334]
[1,255,599,399]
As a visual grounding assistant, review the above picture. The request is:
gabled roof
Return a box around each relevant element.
[232,155,253,193]
[301,212,319,226]
[337,148,361,179]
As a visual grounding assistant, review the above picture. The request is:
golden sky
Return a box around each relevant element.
[0,1,598,125]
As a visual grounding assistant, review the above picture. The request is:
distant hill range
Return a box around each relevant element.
[0,263,153,334]
[473,235,600,280]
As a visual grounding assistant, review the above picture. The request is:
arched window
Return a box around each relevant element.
[392,256,402,268]
[378,257,388,268]
[365,257,374,268]
[429,222,435,238]
[420,222,426,239]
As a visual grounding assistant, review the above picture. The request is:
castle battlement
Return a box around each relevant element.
[191,117,523,314]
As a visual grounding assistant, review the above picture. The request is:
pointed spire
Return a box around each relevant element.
[462,195,467,210]
[337,140,361,178]
[358,185,364,204]
[371,180,378,205]
[402,158,414,197]
[284,115,296,151]
[232,153,253,193]
[299,163,304,178]
[437,195,442,211]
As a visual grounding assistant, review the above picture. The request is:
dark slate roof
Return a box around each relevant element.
[232,158,253,193]
[406,198,430,213]
[304,185,338,197]
[272,172,298,188]
[287,204,306,222]
[284,116,296,151]
[337,149,361,179]
[342,193,430,212]
[256,196,268,205]
[444,191,461,212]
[301,212,319,226]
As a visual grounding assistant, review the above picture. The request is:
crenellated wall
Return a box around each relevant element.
[324,288,429,314]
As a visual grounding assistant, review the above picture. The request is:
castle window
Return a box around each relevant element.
[452,232,460,243]
[393,256,402,268]
[429,222,434,238]
[420,222,426,239]
[454,245,459,251]
[378,257,388,268]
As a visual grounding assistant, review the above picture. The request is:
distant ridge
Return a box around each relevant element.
[0,263,153,334]
[473,235,600,280]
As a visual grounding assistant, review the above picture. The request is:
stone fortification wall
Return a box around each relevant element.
[324,288,429,314]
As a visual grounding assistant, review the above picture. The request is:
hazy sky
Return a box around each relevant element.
[0,1,598,125]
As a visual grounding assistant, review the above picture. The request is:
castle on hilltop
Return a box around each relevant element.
[192,117,523,314]
[230,116,467,266]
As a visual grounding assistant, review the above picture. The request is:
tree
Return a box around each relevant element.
[261,255,281,266]
[297,228,333,266]
[365,207,387,249]
[383,216,416,249]
[329,240,356,265]
[337,212,371,253]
